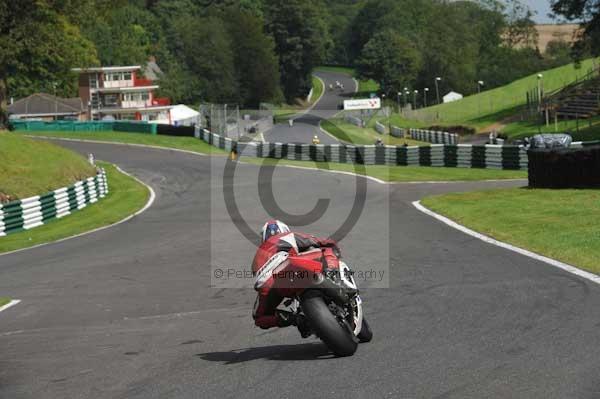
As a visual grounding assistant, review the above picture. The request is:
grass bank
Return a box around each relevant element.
[243,157,526,183]
[0,297,11,307]
[274,75,325,122]
[399,58,598,130]
[0,132,96,200]
[0,162,149,254]
[422,188,600,274]
[321,119,427,146]
[18,130,225,155]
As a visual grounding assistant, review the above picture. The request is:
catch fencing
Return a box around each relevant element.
[197,128,527,170]
[10,120,157,134]
[0,169,108,236]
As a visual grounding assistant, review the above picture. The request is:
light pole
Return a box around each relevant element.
[537,73,543,104]
[413,90,418,110]
[397,92,401,112]
[477,80,484,115]
[435,77,442,105]
[53,82,58,120]
[424,87,429,108]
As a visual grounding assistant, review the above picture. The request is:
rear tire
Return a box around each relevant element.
[357,318,373,343]
[302,292,358,357]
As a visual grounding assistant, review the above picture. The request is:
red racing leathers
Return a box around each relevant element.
[251,232,340,329]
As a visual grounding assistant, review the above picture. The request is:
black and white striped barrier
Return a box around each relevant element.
[198,128,527,170]
[410,128,459,145]
[0,169,108,236]
[375,121,386,134]
[390,126,405,138]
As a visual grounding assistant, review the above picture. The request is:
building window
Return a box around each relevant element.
[123,72,132,81]
[141,92,149,101]
[103,94,118,107]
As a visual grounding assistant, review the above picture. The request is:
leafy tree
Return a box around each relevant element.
[225,9,282,106]
[0,0,98,125]
[356,29,420,94]
[552,0,600,57]
[265,0,331,102]
[503,0,539,49]
[82,5,160,66]
[172,16,238,103]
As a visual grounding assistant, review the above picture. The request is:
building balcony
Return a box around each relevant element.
[134,78,154,87]
[152,97,171,106]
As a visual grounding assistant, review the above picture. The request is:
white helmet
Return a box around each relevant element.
[261,219,290,242]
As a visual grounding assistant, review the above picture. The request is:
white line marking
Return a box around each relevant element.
[412,200,600,285]
[0,299,21,313]
[0,165,156,258]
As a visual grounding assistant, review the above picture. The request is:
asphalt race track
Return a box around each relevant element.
[263,71,356,144]
[2,140,600,399]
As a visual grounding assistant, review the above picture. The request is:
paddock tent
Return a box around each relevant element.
[443,91,463,103]
[150,104,199,126]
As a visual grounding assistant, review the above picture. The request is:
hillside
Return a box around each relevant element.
[398,58,598,131]
[0,132,95,201]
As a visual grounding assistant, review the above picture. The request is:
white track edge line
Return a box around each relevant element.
[412,200,600,285]
[0,299,21,313]
[0,165,156,258]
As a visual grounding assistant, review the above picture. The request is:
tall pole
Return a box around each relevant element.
[537,74,543,109]
[435,77,441,105]
[413,90,418,110]
[477,80,484,115]
[53,82,58,120]
[424,87,429,108]
[397,92,401,113]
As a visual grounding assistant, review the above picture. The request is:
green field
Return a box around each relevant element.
[242,157,526,183]
[18,130,225,155]
[0,162,149,254]
[0,297,10,307]
[0,132,96,200]
[401,58,598,130]
[422,188,600,274]
[321,119,427,146]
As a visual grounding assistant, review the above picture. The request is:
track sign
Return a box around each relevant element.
[343,98,381,111]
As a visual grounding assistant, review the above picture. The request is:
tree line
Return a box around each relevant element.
[0,0,596,125]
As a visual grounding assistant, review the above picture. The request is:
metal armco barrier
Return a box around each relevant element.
[199,128,528,170]
[410,128,459,144]
[0,169,109,236]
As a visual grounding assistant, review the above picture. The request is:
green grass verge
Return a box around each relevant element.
[17,130,225,155]
[0,162,149,254]
[274,75,325,122]
[314,66,380,97]
[400,58,598,130]
[242,157,526,182]
[321,119,427,146]
[0,132,96,199]
[0,297,10,307]
[422,188,600,274]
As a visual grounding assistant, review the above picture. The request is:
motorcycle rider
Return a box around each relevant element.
[251,219,340,333]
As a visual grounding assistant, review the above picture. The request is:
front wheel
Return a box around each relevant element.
[357,318,373,343]
[301,292,358,357]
